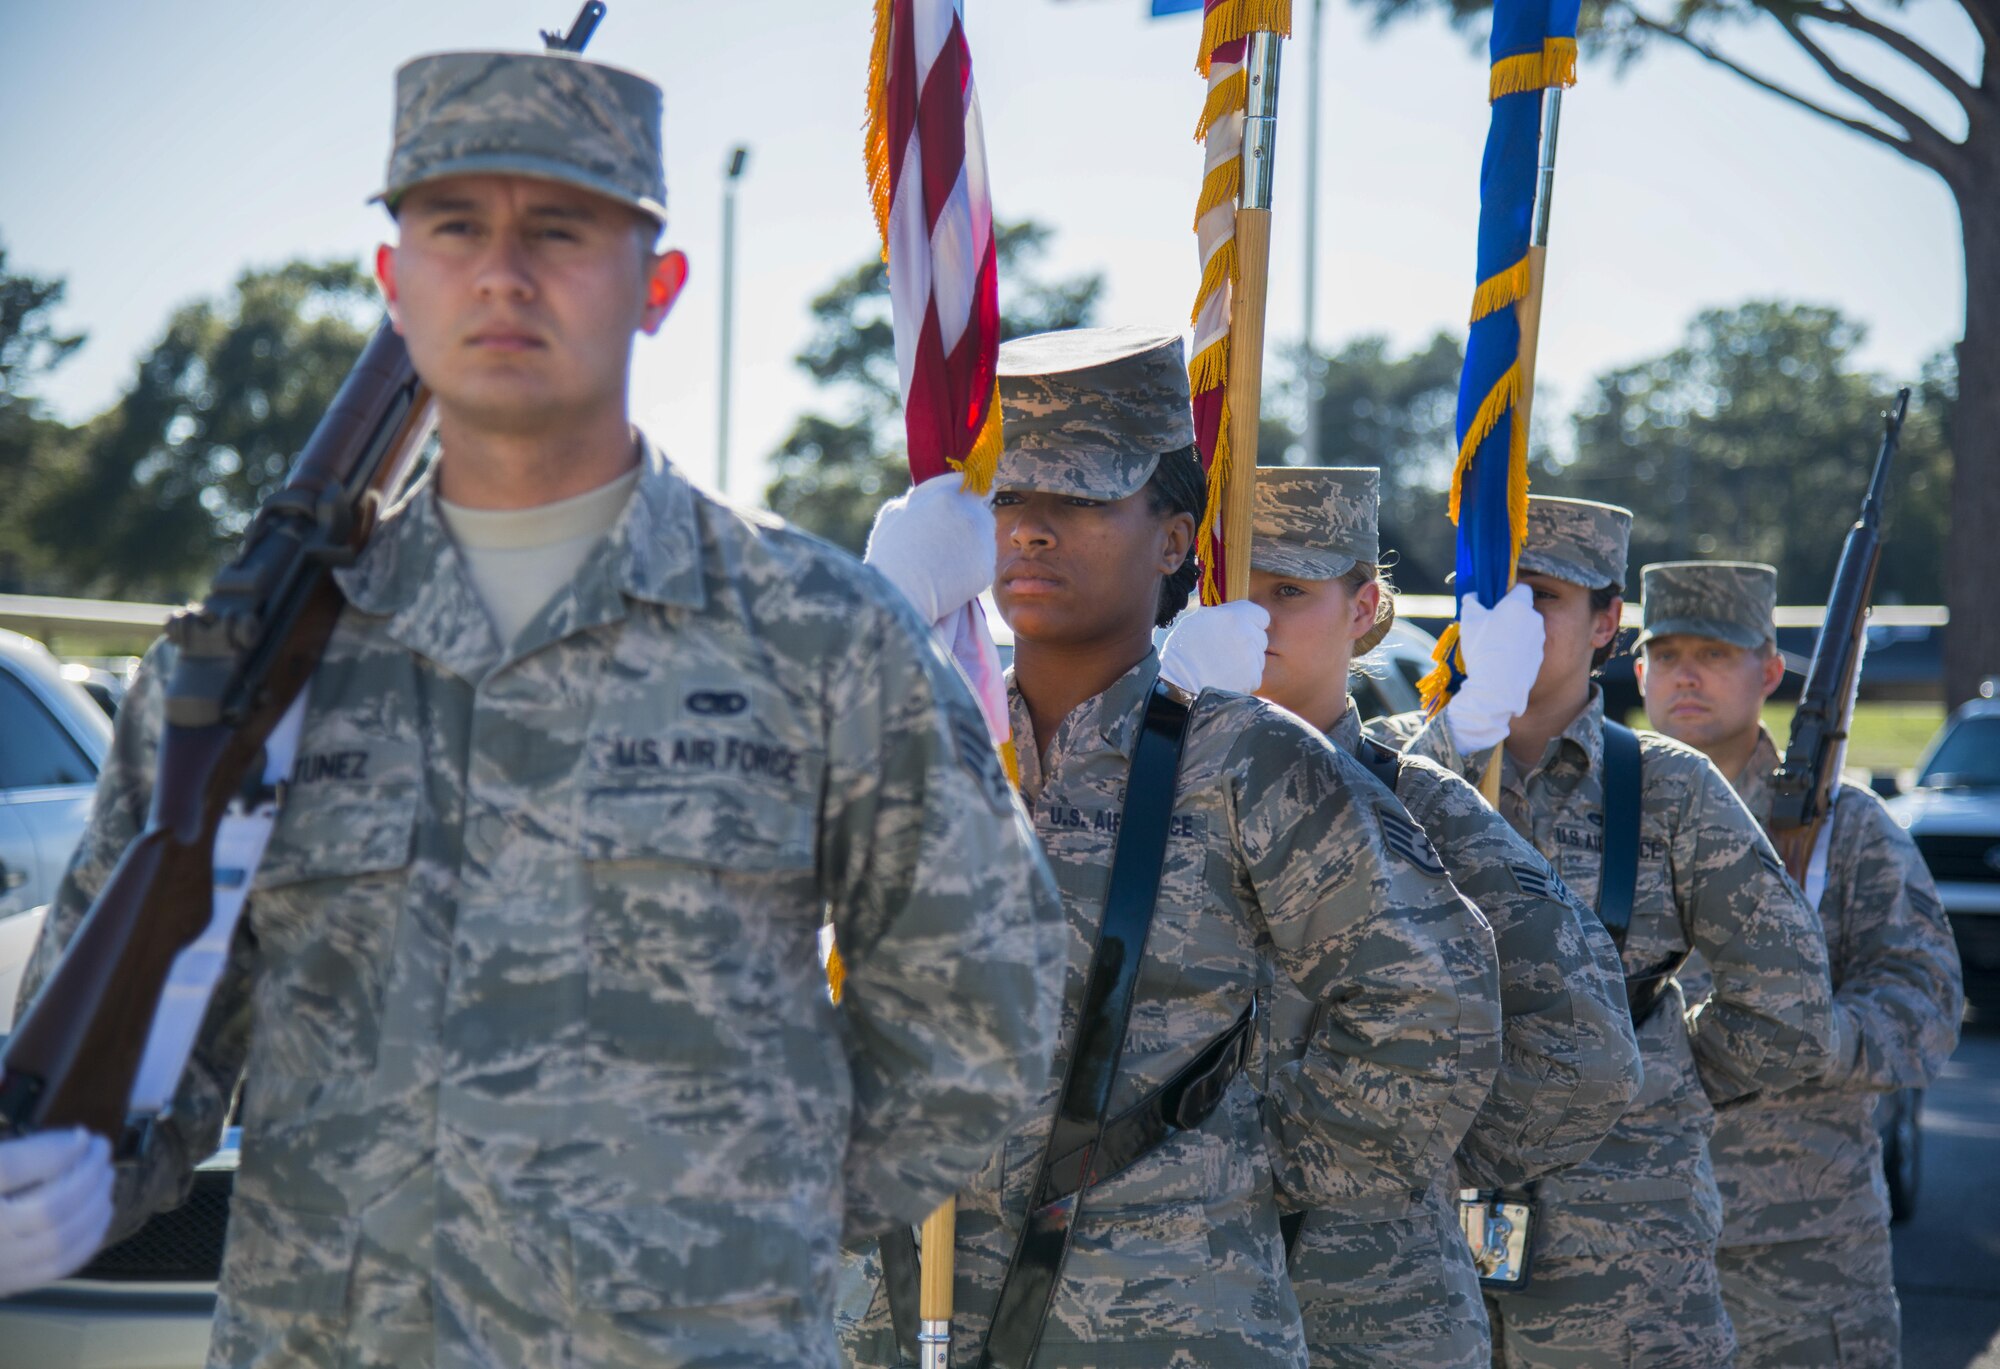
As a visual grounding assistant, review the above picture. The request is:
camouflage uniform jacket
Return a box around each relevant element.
[20,441,1066,1369]
[1376,691,1836,1260]
[1695,729,1961,1248]
[845,655,1501,1366]
[1283,704,1639,1366]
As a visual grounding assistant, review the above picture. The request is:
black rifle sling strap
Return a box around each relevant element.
[880,1224,923,1364]
[1597,721,1643,950]
[979,682,1194,1369]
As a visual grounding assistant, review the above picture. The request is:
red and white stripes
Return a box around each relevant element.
[867,0,1004,488]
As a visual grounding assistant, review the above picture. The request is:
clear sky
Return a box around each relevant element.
[0,0,1976,504]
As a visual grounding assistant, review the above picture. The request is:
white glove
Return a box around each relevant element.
[864,474,997,626]
[1447,582,1546,754]
[0,1128,115,1297]
[1159,601,1270,695]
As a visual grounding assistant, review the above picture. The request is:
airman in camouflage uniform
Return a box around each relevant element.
[1636,560,1963,1368]
[18,49,1066,1369]
[841,328,1502,1366]
[1377,496,1838,1369]
[1226,469,1644,1367]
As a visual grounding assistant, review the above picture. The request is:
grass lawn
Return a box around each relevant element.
[1758,700,1945,774]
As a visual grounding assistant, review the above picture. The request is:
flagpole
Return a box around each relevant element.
[1222,31,1283,601]
[1476,86,1563,805]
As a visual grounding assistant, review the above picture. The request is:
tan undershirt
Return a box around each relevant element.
[437,466,640,646]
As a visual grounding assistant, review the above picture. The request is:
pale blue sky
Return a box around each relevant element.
[0,0,1977,502]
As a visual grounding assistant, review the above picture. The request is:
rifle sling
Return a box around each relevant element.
[977,681,1194,1369]
[1596,722,1687,1027]
[882,998,1256,1362]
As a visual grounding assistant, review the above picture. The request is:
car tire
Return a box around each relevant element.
[1884,1089,1922,1224]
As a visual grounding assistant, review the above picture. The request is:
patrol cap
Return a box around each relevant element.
[995,327,1195,500]
[1519,495,1633,592]
[376,51,668,227]
[1250,467,1379,580]
[1636,561,1778,651]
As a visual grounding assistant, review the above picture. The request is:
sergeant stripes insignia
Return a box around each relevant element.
[952,712,1010,805]
[1510,861,1574,906]
[1377,806,1450,878]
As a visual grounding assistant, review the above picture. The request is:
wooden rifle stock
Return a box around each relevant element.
[1767,388,1910,881]
[0,325,430,1142]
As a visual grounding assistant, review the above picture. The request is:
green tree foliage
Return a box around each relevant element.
[1552,301,1951,603]
[31,260,374,600]
[1342,0,1990,700]
[0,240,86,593]
[1272,333,1469,591]
[764,221,1104,552]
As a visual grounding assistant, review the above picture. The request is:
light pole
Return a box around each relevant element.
[1301,0,1324,465]
[718,145,750,497]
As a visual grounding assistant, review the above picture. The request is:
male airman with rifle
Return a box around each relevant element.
[0,33,1064,1369]
[1635,423,1961,1368]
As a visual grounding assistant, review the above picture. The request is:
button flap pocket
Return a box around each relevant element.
[570,1197,815,1314]
[256,776,420,890]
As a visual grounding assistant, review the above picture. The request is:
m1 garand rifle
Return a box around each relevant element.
[0,2,610,1146]
[1766,387,1911,885]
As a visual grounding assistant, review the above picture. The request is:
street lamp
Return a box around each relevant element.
[718,145,751,497]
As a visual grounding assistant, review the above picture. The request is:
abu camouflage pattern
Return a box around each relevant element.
[19,442,1066,1369]
[1284,704,1641,1369]
[994,328,1196,499]
[1699,730,1960,1248]
[843,654,1501,1366]
[1715,1223,1901,1369]
[376,50,669,224]
[1249,467,1380,582]
[1636,561,1779,652]
[1515,496,1633,592]
[1378,692,1837,1361]
[1485,1245,1736,1367]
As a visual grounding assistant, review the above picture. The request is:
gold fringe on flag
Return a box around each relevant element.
[1487,36,1580,100]
[1197,0,1295,75]
[1196,403,1232,605]
[1417,623,1464,716]
[1468,257,1533,325]
[953,381,1004,494]
[1509,393,1533,557]
[1189,335,1230,395]
[1447,362,1522,523]
[1193,160,1242,227]
[1195,66,1247,139]
[864,0,896,254]
[1193,239,1239,325]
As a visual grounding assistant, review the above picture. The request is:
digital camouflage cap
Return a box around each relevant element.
[1636,561,1778,651]
[376,51,668,227]
[1250,467,1379,580]
[995,327,1195,500]
[1519,496,1632,592]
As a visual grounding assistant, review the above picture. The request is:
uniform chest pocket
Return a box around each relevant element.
[576,740,824,1067]
[245,765,420,1080]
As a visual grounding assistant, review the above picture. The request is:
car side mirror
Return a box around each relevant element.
[1869,771,1902,799]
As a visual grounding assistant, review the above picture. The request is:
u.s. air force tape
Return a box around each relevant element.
[1376,806,1449,878]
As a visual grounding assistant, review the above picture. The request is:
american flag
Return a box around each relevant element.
[866,0,1004,490]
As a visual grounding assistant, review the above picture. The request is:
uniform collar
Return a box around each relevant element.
[1007,651,1162,803]
[1327,696,1366,754]
[335,434,707,677]
[1511,686,1605,796]
[1730,726,1783,819]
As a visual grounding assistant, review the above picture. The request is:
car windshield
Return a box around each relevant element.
[1918,715,2000,789]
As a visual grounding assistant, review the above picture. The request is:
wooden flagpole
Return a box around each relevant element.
[1221,32,1284,602]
